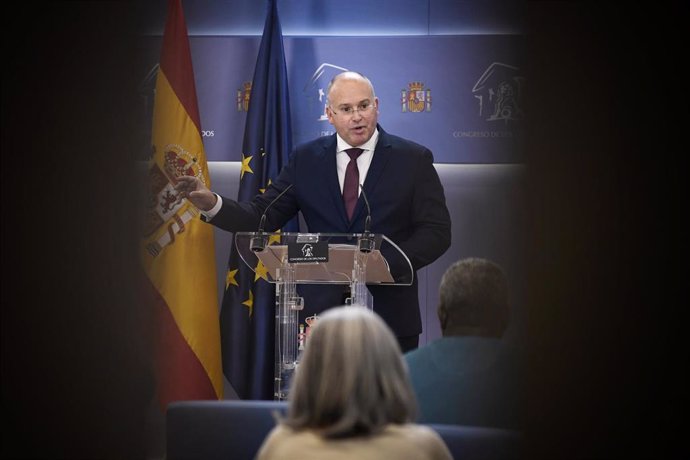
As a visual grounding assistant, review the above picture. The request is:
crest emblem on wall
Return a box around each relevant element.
[402,82,431,113]
[237,81,252,112]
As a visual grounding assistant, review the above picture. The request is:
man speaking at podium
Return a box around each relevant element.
[176,71,451,352]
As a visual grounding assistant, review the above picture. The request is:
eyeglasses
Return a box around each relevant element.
[329,101,375,117]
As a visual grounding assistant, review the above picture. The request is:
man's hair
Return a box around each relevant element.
[326,71,376,105]
[438,257,510,337]
[282,306,416,438]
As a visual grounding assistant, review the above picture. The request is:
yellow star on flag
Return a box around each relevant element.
[254,260,269,282]
[242,290,254,316]
[240,154,254,180]
[225,268,238,289]
[260,178,272,194]
[268,230,282,246]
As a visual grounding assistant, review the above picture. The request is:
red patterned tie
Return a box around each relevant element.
[343,148,363,221]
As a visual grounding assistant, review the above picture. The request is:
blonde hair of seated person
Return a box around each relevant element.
[284,306,417,438]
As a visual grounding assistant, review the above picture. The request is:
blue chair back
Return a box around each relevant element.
[166,400,523,460]
[166,400,287,460]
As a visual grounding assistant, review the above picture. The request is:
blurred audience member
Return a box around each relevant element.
[405,258,523,429]
[257,306,452,460]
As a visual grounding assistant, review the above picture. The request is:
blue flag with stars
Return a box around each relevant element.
[220,0,297,400]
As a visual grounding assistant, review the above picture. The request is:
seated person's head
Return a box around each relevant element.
[285,306,417,437]
[438,258,509,338]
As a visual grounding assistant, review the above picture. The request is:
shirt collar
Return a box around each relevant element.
[336,128,379,154]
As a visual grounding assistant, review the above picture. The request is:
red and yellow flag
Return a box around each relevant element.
[142,0,222,407]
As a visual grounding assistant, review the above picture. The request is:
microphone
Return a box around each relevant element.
[358,184,374,253]
[250,183,294,252]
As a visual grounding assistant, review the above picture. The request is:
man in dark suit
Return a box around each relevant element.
[176,71,451,351]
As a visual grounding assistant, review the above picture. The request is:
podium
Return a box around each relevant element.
[235,231,413,400]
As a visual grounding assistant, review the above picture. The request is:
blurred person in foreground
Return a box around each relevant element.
[257,306,453,460]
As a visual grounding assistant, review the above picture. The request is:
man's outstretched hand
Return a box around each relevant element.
[174,175,217,211]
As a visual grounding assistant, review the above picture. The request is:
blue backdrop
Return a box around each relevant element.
[141,34,524,163]
[136,0,526,163]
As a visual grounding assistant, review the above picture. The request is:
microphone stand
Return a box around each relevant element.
[249,214,269,252]
[358,184,374,253]
[250,184,294,252]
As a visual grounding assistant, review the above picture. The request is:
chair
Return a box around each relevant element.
[166,400,523,460]
[166,400,287,460]
[428,423,523,460]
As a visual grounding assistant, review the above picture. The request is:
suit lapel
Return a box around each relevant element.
[320,136,350,228]
[362,129,393,197]
[349,127,393,227]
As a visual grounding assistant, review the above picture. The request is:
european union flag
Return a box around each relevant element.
[220,0,297,400]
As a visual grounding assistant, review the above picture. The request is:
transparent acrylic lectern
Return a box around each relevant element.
[234,231,413,400]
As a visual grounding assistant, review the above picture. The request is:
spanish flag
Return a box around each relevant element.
[142,0,223,407]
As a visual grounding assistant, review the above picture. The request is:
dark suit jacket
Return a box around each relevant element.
[209,125,451,337]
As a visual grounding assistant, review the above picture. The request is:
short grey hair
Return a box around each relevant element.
[282,306,417,438]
